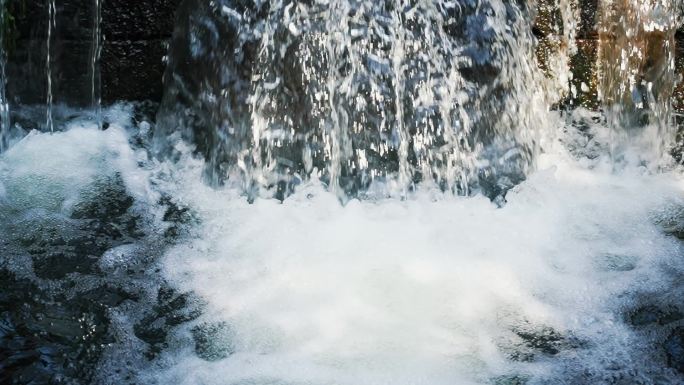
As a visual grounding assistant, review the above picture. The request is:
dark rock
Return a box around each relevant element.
[594,254,638,272]
[491,375,529,385]
[567,39,599,110]
[160,195,197,239]
[665,327,684,374]
[514,326,566,356]
[5,0,179,107]
[6,39,93,106]
[191,322,235,362]
[502,323,584,363]
[72,176,134,220]
[0,165,175,383]
[0,270,107,384]
[101,39,170,104]
[102,0,181,41]
[134,286,204,358]
[657,208,684,240]
[629,305,684,327]
[577,0,599,39]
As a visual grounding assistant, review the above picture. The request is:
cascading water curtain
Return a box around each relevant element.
[597,0,681,164]
[244,0,515,198]
[0,0,10,152]
[168,0,553,200]
[46,0,56,132]
[91,0,102,128]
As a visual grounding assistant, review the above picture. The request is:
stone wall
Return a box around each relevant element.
[534,0,684,114]
[4,0,179,106]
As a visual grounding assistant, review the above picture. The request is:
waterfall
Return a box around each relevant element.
[597,0,681,164]
[158,0,565,200]
[45,0,56,132]
[0,0,9,152]
[1,1,684,384]
[90,0,103,128]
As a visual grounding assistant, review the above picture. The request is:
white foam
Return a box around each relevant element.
[145,143,684,384]
[0,115,158,215]
[3,108,682,384]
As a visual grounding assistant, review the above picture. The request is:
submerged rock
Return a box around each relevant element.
[665,327,684,374]
[629,305,684,327]
[0,152,200,383]
[491,375,529,385]
[501,322,584,363]
[594,254,639,272]
[134,287,204,359]
[191,322,235,362]
[623,282,684,378]
[655,205,684,240]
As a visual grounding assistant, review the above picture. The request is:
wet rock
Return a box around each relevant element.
[101,39,170,104]
[594,254,639,272]
[491,375,529,385]
[134,286,204,358]
[665,327,684,374]
[80,285,139,308]
[0,271,107,384]
[0,164,171,383]
[514,326,573,356]
[656,207,684,240]
[8,174,145,281]
[629,305,684,327]
[160,195,197,239]
[72,174,135,220]
[5,0,179,107]
[192,322,235,362]
[503,323,583,363]
[102,0,180,42]
[567,39,600,110]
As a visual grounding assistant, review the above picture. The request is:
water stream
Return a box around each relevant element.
[45,0,56,132]
[0,0,10,152]
[90,0,102,128]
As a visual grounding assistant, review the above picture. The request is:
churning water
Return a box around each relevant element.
[2,0,684,384]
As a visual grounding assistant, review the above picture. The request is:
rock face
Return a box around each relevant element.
[0,124,204,383]
[665,327,684,374]
[4,0,179,107]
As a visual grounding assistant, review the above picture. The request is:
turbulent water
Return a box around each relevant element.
[1,0,684,384]
[2,105,684,385]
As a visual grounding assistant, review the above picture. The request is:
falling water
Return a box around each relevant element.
[0,0,10,152]
[90,0,102,128]
[597,0,681,165]
[45,0,56,132]
[1,1,684,384]
[158,0,565,200]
